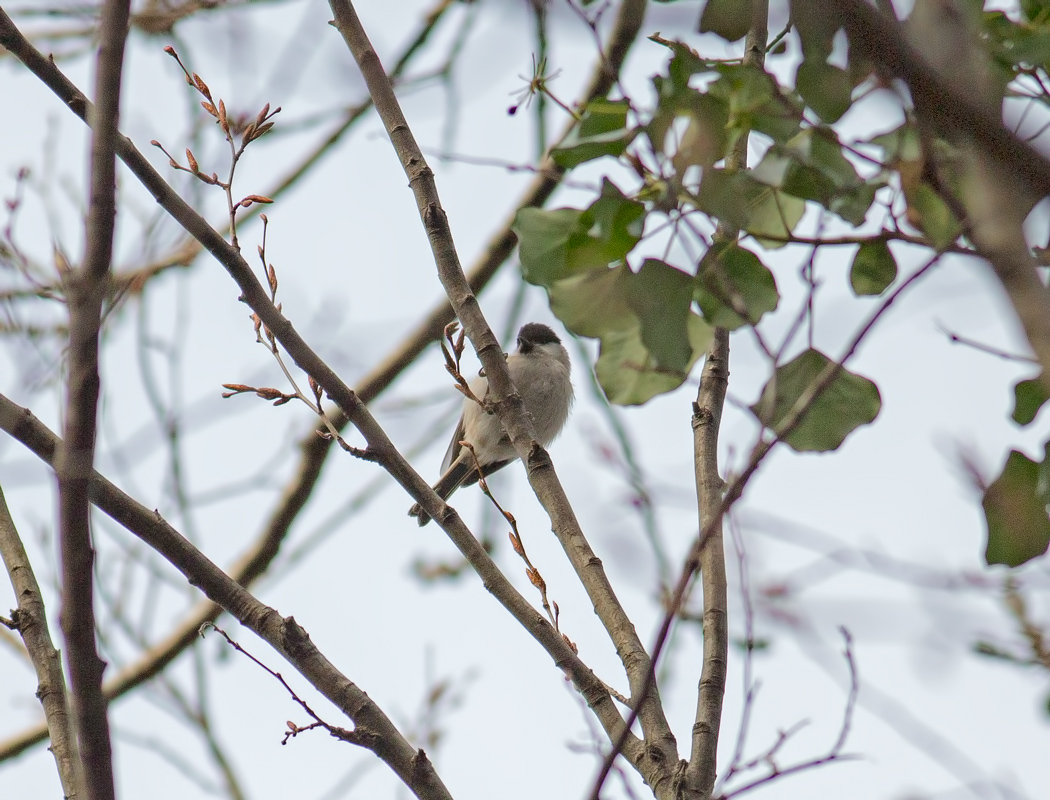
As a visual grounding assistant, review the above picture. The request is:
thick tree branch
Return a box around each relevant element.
[828,0,1050,195]
[685,7,768,794]
[0,395,456,800]
[828,0,1050,395]
[686,326,731,799]
[56,3,130,798]
[0,8,652,784]
[0,484,77,797]
[326,1,680,781]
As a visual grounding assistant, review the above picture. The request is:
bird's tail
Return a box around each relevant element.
[407,460,473,527]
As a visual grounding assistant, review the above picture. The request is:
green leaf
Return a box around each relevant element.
[750,348,881,452]
[651,38,711,91]
[550,259,696,374]
[752,129,876,226]
[832,182,880,227]
[696,169,805,247]
[870,124,921,163]
[548,265,634,338]
[983,444,1050,567]
[695,241,779,329]
[625,259,695,372]
[708,63,803,144]
[850,239,897,295]
[668,94,730,169]
[513,208,584,286]
[906,183,963,250]
[595,313,713,405]
[1021,0,1050,23]
[552,99,635,169]
[985,9,1050,67]
[698,0,753,42]
[573,179,646,267]
[791,0,837,61]
[795,58,853,123]
[512,179,644,287]
[1013,376,1049,426]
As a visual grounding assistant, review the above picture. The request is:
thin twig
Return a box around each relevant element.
[718,628,859,799]
[937,323,1038,363]
[199,623,362,747]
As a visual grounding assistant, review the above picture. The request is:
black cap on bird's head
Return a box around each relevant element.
[517,323,561,353]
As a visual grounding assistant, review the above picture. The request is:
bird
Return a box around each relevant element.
[408,322,573,526]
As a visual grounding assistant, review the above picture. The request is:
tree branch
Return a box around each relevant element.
[56,2,130,797]
[828,0,1050,195]
[0,484,77,797]
[686,325,731,798]
[0,395,457,800]
[0,1,666,788]
[111,0,457,293]
[0,9,656,783]
[326,1,681,781]
[685,7,768,794]
[828,0,1050,395]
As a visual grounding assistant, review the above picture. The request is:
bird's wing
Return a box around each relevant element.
[439,415,466,475]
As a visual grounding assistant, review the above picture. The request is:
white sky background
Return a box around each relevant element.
[0,1,1048,799]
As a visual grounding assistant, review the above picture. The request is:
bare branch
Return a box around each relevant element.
[0,395,456,800]
[56,3,131,798]
[325,4,680,788]
[0,0,660,787]
[686,326,732,798]
[828,0,1050,396]
[718,629,859,799]
[687,5,770,793]
[201,623,367,748]
[0,484,77,796]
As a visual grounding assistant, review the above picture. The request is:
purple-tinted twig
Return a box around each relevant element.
[199,623,361,747]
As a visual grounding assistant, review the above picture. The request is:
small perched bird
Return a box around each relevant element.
[409,322,573,526]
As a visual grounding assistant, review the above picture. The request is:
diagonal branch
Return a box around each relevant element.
[111,0,457,294]
[0,484,77,797]
[828,0,1050,196]
[828,0,1050,396]
[0,0,655,760]
[0,8,652,784]
[326,1,681,780]
[0,394,456,800]
[57,2,131,798]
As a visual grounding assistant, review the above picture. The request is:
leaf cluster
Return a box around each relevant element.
[514,3,1050,567]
